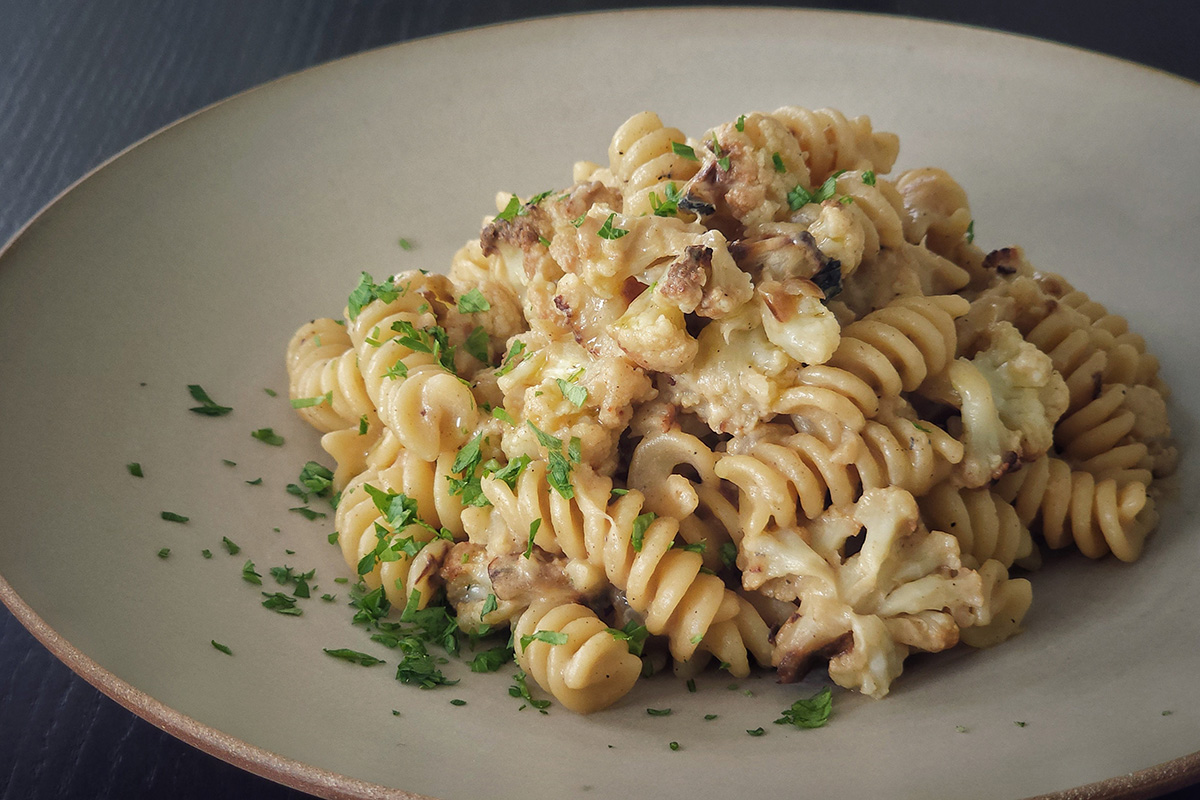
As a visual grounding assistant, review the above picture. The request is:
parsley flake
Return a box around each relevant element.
[520,630,569,649]
[241,560,262,585]
[458,288,492,314]
[187,384,233,416]
[649,181,685,217]
[156,548,170,559]
[772,152,786,173]
[251,428,285,446]
[555,377,588,408]
[630,512,656,552]
[324,648,385,667]
[221,537,241,555]
[736,114,746,132]
[774,686,833,729]
[127,462,144,478]
[671,141,698,161]
[289,392,332,409]
[862,170,876,186]
[647,707,672,717]
[596,212,628,240]
[524,518,542,559]
[211,640,232,655]
[494,195,521,223]
[160,511,188,524]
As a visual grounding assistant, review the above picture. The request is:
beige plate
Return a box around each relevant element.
[1,9,1198,800]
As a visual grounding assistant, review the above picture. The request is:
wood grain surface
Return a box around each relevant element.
[1,2,1197,798]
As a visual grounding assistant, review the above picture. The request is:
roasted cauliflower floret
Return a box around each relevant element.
[949,322,1068,487]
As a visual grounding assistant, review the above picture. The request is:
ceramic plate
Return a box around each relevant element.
[1,9,1197,800]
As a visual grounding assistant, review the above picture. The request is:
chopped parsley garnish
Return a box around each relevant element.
[772,152,786,173]
[251,428,285,446]
[450,699,466,706]
[912,420,932,434]
[494,195,521,222]
[686,679,697,693]
[263,388,277,397]
[1015,720,1028,727]
[458,288,492,314]
[347,272,404,321]
[202,549,213,559]
[398,237,413,250]
[787,169,847,211]
[291,507,327,521]
[509,668,551,711]
[494,340,527,377]
[605,621,649,657]
[630,512,656,552]
[289,391,332,409]
[524,518,542,559]
[671,141,698,161]
[526,421,575,498]
[390,319,457,374]
[966,219,976,243]
[491,406,516,425]
[327,531,340,545]
[611,487,629,497]
[394,636,458,689]
[187,384,233,416]
[719,541,739,568]
[956,725,968,733]
[705,714,718,721]
[469,646,513,673]
[596,213,628,240]
[520,630,568,649]
[156,548,170,559]
[241,559,262,585]
[221,537,241,555]
[384,359,408,380]
[298,461,334,498]
[481,593,498,618]
[862,170,876,186]
[735,114,746,132]
[211,640,232,655]
[555,377,588,408]
[127,462,144,477]
[261,591,302,616]
[358,414,369,434]
[679,541,706,554]
[712,137,730,171]
[774,686,833,729]
[160,511,188,523]
[747,727,765,736]
[221,459,237,467]
[669,741,680,751]
[647,707,672,717]
[649,181,684,217]
[245,477,263,486]
[489,454,530,488]
[323,648,385,666]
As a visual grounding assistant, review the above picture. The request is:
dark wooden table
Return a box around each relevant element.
[2,2,1197,798]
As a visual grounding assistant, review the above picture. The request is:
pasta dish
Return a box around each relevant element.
[285,107,1175,713]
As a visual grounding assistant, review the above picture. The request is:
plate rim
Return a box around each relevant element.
[1,7,1197,799]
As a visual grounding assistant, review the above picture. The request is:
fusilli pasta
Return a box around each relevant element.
[286,105,1174,713]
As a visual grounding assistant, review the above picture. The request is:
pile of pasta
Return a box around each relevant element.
[286,107,1175,713]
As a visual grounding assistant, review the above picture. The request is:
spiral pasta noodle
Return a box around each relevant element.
[607,111,703,218]
[514,602,643,714]
[285,105,1173,714]
[769,106,900,184]
[993,454,1157,562]
[286,317,376,433]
